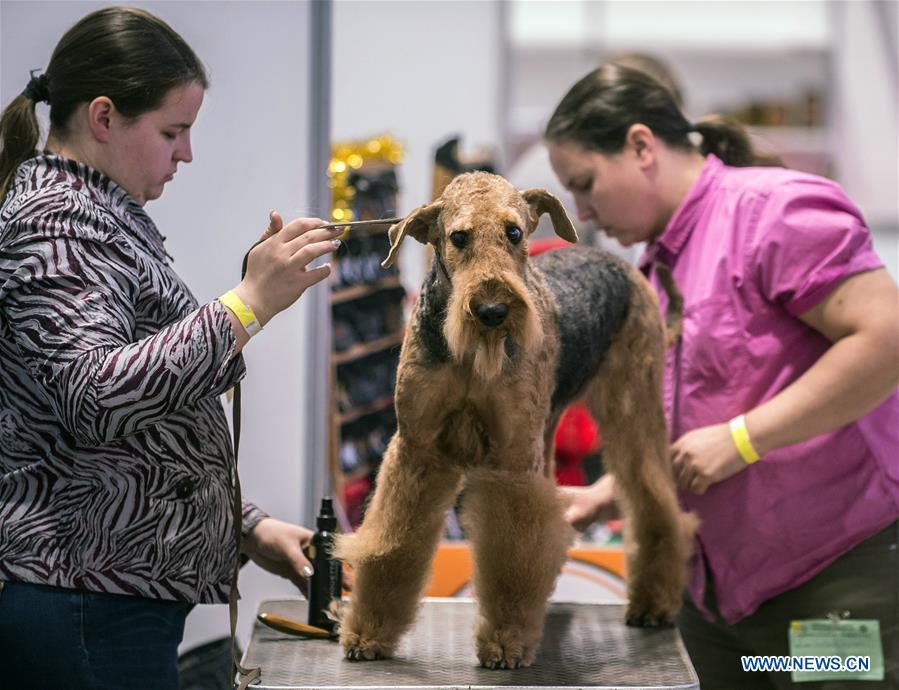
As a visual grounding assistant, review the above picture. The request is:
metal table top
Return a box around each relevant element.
[242,598,698,689]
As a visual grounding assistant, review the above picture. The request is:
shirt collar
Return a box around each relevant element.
[22,154,172,263]
[639,154,725,273]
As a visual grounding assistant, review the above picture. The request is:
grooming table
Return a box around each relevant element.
[241,598,699,689]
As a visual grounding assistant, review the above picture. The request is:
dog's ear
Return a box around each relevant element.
[520,188,578,243]
[382,201,442,268]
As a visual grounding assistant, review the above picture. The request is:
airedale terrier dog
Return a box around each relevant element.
[335,171,694,669]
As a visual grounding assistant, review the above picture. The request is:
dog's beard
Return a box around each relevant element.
[444,272,543,382]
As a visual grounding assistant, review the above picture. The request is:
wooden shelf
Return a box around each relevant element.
[332,331,404,366]
[331,276,401,305]
[337,396,395,426]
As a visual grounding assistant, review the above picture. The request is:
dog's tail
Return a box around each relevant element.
[654,263,683,348]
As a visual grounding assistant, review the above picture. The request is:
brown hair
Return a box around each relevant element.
[0,6,208,199]
[545,63,755,167]
[608,53,685,109]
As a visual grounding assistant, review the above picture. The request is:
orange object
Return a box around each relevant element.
[257,612,332,638]
[425,542,626,597]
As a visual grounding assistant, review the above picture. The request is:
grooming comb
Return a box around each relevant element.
[318,217,402,231]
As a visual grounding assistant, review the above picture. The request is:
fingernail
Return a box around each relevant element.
[302,565,314,578]
[331,238,342,249]
[269,209,275,220]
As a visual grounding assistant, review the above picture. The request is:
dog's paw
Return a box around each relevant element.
[624,607,675,629]
[625,588,681,629]
[476,626,536,670]
[341,630,395,661]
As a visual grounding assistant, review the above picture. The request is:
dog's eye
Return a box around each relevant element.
[506,226,523,244]
[449,231,469,249]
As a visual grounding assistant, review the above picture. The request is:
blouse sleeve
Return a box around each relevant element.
[241,499,270,536]
[750,177,884,316]
[0,225,246,446]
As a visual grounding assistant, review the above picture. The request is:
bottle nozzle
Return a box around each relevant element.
[316,496,337,531]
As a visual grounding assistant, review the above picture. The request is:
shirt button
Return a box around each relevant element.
[175,478,196,499]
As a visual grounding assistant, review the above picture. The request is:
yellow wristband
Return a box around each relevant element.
[218,290,262,337]
[729,414,761,464]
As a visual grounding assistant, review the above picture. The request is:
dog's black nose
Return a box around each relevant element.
[476,302,508,327]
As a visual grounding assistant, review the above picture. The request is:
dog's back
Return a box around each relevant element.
[531,247,633,412]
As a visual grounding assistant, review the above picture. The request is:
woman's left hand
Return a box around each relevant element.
[242,517,315,597]
[671,423,747,495]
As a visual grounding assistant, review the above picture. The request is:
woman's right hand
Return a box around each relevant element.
[558,474,620,531]
[233,212,342,326]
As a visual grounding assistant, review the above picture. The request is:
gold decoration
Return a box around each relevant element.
[329,134,404,222]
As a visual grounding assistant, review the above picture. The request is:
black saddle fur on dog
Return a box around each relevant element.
[410,246,632,413]
[533,247,632,410]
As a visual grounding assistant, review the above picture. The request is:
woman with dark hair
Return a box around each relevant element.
[0,7,341,688]
[548,63,898,689]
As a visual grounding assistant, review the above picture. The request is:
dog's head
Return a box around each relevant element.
[383,172,577,380]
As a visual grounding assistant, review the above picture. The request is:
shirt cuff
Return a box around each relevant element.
[241,500,270,536]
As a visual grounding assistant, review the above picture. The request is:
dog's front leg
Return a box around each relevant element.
[461,470,572,669]
[334,435,461,661]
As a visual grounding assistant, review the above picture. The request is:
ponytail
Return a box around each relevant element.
[0,93,42,200]
[692,115,756,167]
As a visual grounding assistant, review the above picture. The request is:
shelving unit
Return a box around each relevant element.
[333,332,404,367]
[331,276,402,306]
[328,135,406,531]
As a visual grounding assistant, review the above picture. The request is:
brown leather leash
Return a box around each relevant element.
[230,241,265,689]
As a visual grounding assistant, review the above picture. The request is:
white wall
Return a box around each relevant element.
[830,0,898,226]
[1,0,319,653]
[510,0,830,50]
[509,0,831,133]
[331,0,504,291]
[830,0,898,277]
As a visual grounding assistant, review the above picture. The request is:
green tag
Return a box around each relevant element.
[788,619,884,682]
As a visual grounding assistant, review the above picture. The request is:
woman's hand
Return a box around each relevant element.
[233,211,342,326]
[671,423,747,495]
[558,474,620,531]
[242,517,315,597]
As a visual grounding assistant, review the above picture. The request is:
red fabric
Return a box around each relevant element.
[343,476,372,527]
[528,238,574,256]
[553,404,603,486]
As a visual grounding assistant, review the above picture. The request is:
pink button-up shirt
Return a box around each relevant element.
[640,155,899,624]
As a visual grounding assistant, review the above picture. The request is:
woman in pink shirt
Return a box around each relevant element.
[546,63,898,689]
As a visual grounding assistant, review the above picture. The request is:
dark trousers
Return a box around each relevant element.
[677,521,898,690]
[0,580,191,690]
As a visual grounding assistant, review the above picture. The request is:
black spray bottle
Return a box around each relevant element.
[307,497,342,634]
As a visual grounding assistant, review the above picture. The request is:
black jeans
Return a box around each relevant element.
[677,521,898,690]
[0,580,191,690]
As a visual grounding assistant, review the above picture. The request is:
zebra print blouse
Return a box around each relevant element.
[0,155,268,603]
